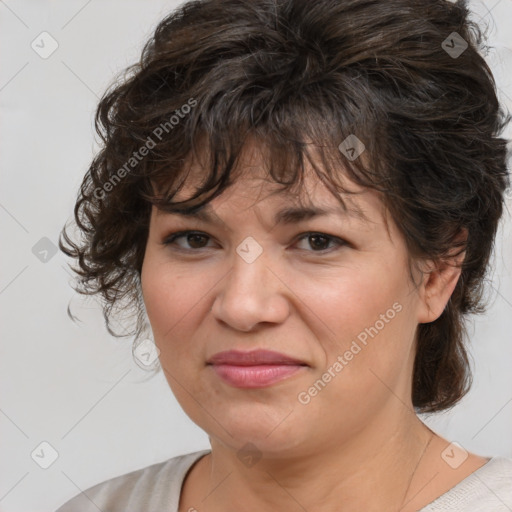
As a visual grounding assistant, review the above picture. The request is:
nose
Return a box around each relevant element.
[210,250,290,332]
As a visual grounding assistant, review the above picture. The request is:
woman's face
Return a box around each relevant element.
[141,144,431,457]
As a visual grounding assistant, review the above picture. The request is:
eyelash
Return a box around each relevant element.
[161,230,347,254]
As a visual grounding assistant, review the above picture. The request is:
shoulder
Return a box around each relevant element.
[420,456,512,511]
[54,450,210,512]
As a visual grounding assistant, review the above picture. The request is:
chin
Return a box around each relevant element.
[203,408,309,455]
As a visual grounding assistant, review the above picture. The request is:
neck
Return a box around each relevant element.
[196,408,434,512]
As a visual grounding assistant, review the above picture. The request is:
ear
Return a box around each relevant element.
[416,228,468,324]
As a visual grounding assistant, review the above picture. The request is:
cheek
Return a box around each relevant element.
[297,260,408,345]
[141,259,207,356]
[300,259,417,389]
[141,262,210,406]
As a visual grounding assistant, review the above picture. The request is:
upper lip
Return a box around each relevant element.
[207,350,307,366]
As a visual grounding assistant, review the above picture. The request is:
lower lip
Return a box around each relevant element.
[210,364,305,388]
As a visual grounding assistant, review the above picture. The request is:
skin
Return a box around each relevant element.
[140,140,489,512]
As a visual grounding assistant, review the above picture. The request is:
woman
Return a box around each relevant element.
[56,0,512,510]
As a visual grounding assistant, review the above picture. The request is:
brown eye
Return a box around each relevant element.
[294,232,346,252]
[185,233,209,248]
[162,231,213,250]
[308,234,331,251]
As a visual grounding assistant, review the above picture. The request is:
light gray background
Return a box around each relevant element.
[1,1,511,511]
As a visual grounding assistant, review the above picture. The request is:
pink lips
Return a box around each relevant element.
[207,350,308,388]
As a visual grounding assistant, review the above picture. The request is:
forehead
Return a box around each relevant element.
[155,170,392,242]
[152,138,390,233]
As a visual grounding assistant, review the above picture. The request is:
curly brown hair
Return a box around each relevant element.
[59,0,510,413]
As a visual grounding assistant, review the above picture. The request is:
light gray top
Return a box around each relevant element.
[55,450,512,511]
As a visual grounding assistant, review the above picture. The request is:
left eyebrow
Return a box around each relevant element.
[273,205,368,225]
